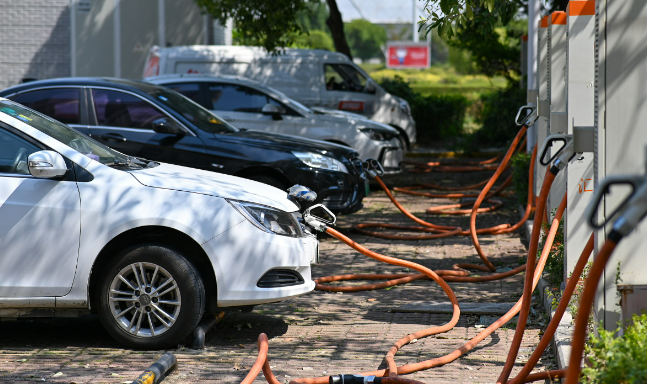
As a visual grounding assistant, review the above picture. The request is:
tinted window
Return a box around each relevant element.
[164,82,202,105]
[12,88,81,124]
[208,83,269,112]
[0,128,40,175]
[324,64,368,93]
[148,88,238,134]
[208,83,297,116]
[0,100,130,166]
[91,89,168,129]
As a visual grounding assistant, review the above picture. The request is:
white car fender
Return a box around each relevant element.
[58,162,246,308]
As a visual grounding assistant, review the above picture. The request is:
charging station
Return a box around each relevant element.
[547,12,568,216]
[535,16,549,198]
[564,1,596,281]
[594,0,647,329]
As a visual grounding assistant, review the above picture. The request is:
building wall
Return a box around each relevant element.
[0,0,71,89]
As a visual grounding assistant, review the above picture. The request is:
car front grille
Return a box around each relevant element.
[257,269,305,288]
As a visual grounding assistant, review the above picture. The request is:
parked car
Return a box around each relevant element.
[0,78,368,215]
[143,46,417,148]
[0,97,319,348]
[146,74,403,172]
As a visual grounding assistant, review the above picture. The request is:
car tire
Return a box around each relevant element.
[247,174,287,191]
[97,244,205,349]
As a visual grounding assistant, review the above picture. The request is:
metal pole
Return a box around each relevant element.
[527,0,541,152]
[413,0,419,42]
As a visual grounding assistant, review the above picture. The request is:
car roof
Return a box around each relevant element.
[0,77,165,97]
[155,45,351,62]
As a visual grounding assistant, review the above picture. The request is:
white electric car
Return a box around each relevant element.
[145,74,404,172]
[0,98,318,349]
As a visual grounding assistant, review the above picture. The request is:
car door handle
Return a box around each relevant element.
[221,117,236,122]
[100,133,127,142]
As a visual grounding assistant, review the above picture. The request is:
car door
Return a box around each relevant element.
[10,87,92,135]
[323,63,376,116]
[205,83,297,135]
[0,124,81,297]
[88,88,208,169]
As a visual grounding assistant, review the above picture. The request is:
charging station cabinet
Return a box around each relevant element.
[594,0,647,330]
[535,16,549,198]
[547,11,568,216]
[564,1,596,282]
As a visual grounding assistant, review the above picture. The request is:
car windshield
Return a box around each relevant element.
[0,100,142,168]
[251,83,313,115]
[148,88,239,134]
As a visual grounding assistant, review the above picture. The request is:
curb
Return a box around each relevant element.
[519,206,572,371]
[406,148,505,158]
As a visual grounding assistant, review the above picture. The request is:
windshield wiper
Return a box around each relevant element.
[105,158,142,169]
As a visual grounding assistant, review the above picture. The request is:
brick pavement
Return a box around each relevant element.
[0,163,556,383]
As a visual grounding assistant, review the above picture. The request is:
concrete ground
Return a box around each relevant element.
[0,160,556,384]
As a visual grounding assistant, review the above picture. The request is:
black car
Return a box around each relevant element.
[0,78,368,214]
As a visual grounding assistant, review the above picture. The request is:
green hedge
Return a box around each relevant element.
[471,84,526,147]
[379,76,468,144]
[582,313,647,383]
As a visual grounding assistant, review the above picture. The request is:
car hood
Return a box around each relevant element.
[128,163,298,212]
[307,108,400,134]
[218,130,359,159]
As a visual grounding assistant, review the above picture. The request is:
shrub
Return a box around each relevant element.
[379,76,468,144]
[470,84,526,147]
[511,152,531,207]
[582,313,647,383]
[539,212,564,288]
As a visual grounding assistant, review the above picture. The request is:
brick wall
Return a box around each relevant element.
[0,0,71,90]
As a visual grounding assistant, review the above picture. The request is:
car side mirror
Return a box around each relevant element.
[262,104,283,120]
[152,118,184,135]
[28,150,67,178]
[365,79,377,94]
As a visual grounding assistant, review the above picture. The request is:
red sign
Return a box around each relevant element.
[386,42,430,69]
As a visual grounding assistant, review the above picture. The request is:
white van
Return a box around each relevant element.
[144,46,417,148]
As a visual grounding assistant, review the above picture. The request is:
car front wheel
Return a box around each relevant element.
[97,244,205,349]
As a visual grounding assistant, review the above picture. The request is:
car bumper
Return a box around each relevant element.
[205,220,317,307]
[285,165,366,215]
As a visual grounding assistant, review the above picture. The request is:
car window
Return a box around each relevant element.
[163,82,202,105]
[208,83,298,116]
[11,88,81,125]
[208,83,269,112]
[0,100,131,166]
[148,87,238,134]
[0,128,40,175]
[324,64,368,93]
[91,89,169,129]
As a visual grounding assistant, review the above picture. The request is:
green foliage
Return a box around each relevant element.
[448,47,474,75]
[467,84,526,148]
[195,0,311,54]
[292,30,334,50]
[447,19,526,81]
[420,0,522,40]
[511,152,531,207]
[379,75,468,143]
[582,313,647,383]
[344,19,387,61]
[539,211,564,288]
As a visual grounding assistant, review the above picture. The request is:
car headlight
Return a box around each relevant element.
[292,151,348,173]
[399,99,411,116]
[359,127,397,141]
[228,200,304,237]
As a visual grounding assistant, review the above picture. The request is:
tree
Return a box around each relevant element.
[194,0,352,59]
[420,0,522,39]
[292,30,335,51]
[345,19,387,61]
